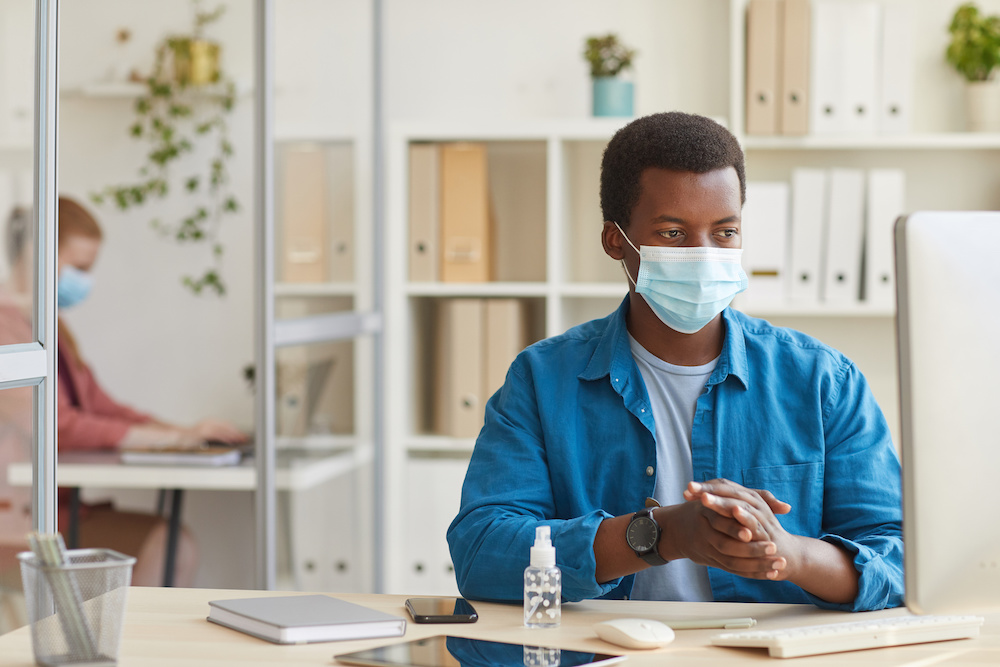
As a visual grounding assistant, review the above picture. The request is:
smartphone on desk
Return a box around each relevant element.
[405,597,478,623]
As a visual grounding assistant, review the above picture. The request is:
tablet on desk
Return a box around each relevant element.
[335,635,625,667]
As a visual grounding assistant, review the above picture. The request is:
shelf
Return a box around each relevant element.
[406,282,550,297]
[275,282,356,298]
[407,436,476,456]
[392,117,632,142]
[276,434,362,450]
[736,302,895,318]
[61,79,251,99]
[741,133,1000,150]
[560,283,629,298]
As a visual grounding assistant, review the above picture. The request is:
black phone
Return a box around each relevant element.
[404,597,478,624]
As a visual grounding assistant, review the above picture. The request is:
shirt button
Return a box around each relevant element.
[645,466,654,477]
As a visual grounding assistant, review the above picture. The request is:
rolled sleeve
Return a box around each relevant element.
[447,359,621,602]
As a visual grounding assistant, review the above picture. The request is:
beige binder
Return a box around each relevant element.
[408,143,440,282]
[325,143,355,282]
[483,299,528,401]
[780,0,810,135]
[745,0,781,135]
[433,298,485,438]
[281,147,328,283]
[439,143,493,283]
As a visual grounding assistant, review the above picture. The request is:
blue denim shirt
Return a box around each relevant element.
[447,297,903,611]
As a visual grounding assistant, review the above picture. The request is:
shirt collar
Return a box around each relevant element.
[580,297,749,391]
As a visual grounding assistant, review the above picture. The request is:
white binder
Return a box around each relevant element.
[864,169,906,308]
[840,2,881,135]
[810,1,846,134]
[822,169,866,303]
[741,181,790,305]
[788,169,828,305]
[878,2,914,135]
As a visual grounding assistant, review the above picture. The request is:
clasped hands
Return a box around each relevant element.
[662,478,797,581]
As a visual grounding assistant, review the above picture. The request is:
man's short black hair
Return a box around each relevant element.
[600,111,746,227]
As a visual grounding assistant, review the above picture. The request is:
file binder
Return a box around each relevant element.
[822,169,865,303]
[745,0,781,135]
[325,143,355,282]
[741,181,790,304]
[878,3,914,134]
[440,143,493,282]
[780,0,810,135]
[810,1,846,134]
[433,298,485,438]
[484,299,528,400]
[408,143,440,282]
[281,146,328,283]
[788,169,828,305]
[864,169,905,307]
[840,2,881,135]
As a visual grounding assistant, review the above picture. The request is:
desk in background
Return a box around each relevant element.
[0,588,998,665]
[7,446,371,587]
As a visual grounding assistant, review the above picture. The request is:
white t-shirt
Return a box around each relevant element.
[628,334,716,602]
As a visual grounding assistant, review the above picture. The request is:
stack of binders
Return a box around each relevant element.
[409,142,495,283]
[432,298,529,438]
[739,169,905,309]
[745,0,913,136]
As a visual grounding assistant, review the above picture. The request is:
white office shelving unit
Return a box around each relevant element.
[380,0,1000,596]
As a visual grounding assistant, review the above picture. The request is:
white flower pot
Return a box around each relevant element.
[965,80,1000,132]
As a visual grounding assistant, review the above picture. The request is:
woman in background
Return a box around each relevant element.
[0,196,247,587]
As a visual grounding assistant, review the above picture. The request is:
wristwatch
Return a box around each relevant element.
[626,507,668,566]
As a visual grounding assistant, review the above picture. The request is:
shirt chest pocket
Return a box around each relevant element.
[741,462,824,538]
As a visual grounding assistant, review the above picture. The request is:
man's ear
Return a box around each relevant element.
[602,221,626,261]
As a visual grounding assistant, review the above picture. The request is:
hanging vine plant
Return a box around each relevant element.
[91,0,239,296]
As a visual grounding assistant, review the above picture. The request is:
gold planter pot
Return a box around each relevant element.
[170,37,220,86]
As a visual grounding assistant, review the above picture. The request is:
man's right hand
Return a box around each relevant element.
[654,488,786,579]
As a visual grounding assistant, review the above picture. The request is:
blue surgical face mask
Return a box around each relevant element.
[615,222,748,334]
[57,265,93,309]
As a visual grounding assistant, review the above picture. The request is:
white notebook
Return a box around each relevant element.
[207,595,406,645]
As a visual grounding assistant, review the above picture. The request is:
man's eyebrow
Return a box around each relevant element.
[650,215,741,224]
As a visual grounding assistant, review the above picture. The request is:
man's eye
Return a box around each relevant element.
[659,229,682,238]
[719,229,738,238]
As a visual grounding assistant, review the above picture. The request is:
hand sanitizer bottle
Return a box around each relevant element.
[524,525,561,628]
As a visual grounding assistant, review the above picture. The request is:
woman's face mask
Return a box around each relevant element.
[57,265,94,309]
[615,222,748,334]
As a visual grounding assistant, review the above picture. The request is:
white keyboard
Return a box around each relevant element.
[710,614,984,658]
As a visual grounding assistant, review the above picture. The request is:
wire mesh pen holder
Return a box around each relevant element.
[18,549,135,666]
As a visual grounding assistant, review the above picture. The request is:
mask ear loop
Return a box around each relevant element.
[613,222,640,287]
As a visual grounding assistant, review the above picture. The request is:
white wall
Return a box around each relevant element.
[384,0,731,122]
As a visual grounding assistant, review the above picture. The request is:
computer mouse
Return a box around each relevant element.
[593,618,675,649]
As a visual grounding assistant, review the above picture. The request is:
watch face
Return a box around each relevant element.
[626,515,658,552]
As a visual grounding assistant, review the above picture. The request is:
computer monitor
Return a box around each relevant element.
[895,211,1000,615]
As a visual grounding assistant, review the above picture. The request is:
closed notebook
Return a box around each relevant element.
[207,595,406,645]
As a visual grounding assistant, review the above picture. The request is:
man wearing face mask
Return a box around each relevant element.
[447,112,903,611]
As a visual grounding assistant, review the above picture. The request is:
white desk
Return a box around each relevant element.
[7,446,372,586]
[0,587,997,665]
[7,446,371,492]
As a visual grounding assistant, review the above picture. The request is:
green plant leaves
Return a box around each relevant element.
[90,16,239,297]
[583,33,637,78]
[946,2,1000,82]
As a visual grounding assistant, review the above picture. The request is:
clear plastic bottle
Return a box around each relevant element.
[523,525,561,628]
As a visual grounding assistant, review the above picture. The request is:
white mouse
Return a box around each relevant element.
[593,617,675,649]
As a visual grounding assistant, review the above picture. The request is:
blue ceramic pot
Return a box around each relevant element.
[592,77,634,117]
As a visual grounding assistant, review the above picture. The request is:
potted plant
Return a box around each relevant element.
[583,33,637,117]
[945,2,1000,131]
[91,0,239,295]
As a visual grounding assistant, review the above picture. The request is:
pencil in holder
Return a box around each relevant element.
[18,548,135,666]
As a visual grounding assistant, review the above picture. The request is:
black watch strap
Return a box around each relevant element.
[633,507,668,566]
